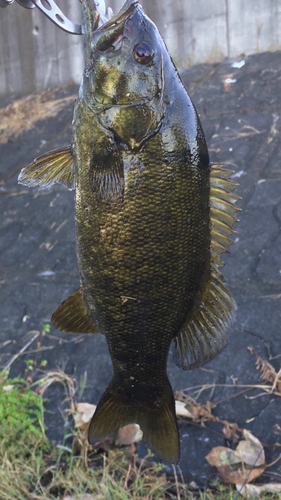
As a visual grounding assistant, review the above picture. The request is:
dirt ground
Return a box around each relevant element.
[0,51,281,485]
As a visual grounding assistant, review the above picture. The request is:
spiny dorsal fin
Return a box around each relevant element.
[173,165,240,370]
[18,146,74,190]
[210,164,241,260]
[52,286,99,334]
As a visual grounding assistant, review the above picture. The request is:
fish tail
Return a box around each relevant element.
[88,379,180,464]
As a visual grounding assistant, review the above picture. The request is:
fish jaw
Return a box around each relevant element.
[81,0,107,62]
[99,0,138,31]
[82,0,100,35]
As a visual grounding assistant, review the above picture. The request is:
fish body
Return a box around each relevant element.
[19,0,239,463]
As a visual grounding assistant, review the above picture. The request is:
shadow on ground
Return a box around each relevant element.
[1,51,281,485]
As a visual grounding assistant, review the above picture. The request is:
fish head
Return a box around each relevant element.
[82,0,168,150]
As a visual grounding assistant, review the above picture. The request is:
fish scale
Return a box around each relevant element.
[18,0,239,464]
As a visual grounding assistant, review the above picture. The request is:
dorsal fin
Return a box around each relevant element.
[52,286,99,334]
[18,146,75,190]
[173,165,240,370]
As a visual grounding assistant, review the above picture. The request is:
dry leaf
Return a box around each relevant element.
[223,423,240,442]
[236,483,281,499]
[175,391,242,441]
[235,430,265,467]
[222,75,237,92]
[221,465,265,485]
[174,391,216,424]
[74,403,96,431]
[175,400,193,418]
[275,423,281,435]
[206,446,241,468]
[206,434,266,485]
[189,481,199,489]
[115,424,143,446]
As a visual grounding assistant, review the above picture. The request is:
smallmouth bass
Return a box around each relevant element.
[19,0,240,463]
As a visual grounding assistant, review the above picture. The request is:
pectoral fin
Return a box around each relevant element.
[89,123,124,200]
[18,146,74,190]
[52,286,99,334]
[173,165,240,370]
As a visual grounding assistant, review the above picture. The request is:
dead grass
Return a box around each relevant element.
[0,85,76,144]
[1,342,281,500]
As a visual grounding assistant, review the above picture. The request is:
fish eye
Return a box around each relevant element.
[133,42,154,64]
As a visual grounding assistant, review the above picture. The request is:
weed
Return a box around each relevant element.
[0,369,280,499]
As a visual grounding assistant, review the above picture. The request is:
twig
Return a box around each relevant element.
[215,388,253,405]
[3,331,40,371]
[176,464,187,499]
[234,448,264,500]
[172,465,181,500]
[21,346,55,355]
[182,383,281,398]
[123,462,131,491]
[266,454,281,468]
[272,367,281,393]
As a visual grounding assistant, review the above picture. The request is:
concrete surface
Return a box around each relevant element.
[1,0,281,97]
[0,0,83,97]
[0,50,281,484]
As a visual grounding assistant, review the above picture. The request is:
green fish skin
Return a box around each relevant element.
[18,0,240,464]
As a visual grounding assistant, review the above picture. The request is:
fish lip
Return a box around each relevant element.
[86,96,152,113]
[99,0,139,31]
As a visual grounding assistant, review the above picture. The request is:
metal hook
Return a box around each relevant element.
[29,0,84,34]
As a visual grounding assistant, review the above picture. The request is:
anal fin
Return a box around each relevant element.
[18,145,74,190]
[173,164,240,370]
[52,286,99,334]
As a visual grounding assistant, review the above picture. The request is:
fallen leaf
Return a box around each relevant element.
[220,465,265,485]
[175,391,242,442]
[175,400,192,419]
[189,481,199,490]
[222,74,237,92]
[206,446,241,468]
[223,423,240,442]
[115,424,143,446]
[206,442,265,485]
[74,403,96,431]
[174,391,216,424]
[236,483,281,499]
[234,430,265,467]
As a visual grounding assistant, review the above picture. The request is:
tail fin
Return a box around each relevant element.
[88,380,180,464]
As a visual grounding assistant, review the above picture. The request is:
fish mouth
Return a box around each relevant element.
[82,0,139,51]
[99,0,138,31]
[91,0,139,52]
